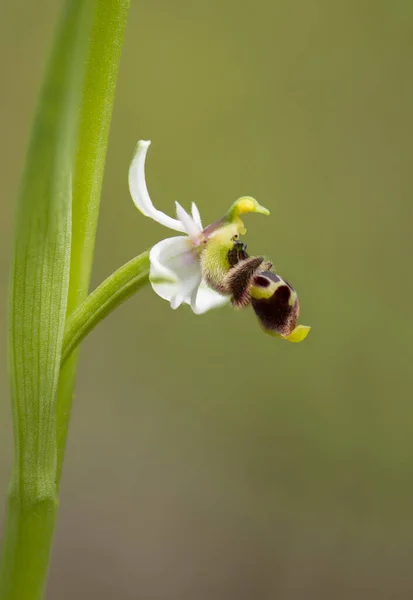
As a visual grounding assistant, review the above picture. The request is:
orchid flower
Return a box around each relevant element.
[128,140,269,315]
[128,140,310,343]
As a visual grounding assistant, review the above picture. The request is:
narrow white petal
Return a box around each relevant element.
[175,202,202,240]
[191,202,203,230]
[129,141,185,232]
[190,280,230,315]
[149,236,202,307]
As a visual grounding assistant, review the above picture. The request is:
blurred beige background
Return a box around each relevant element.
[1,1,413,598]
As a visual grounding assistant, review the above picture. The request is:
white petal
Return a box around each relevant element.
[129,141,185,232]
[149,236,201,308]
[190,280,230,315]
[175,201,202,240]
[191,202,203,230]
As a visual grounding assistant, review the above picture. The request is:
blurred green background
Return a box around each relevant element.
[1,1,413,598]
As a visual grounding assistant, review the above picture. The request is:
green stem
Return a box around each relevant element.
[55,0,130,486]
[0,495,58,600]
[61,252,150,366]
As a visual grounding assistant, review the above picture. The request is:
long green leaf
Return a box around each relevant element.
[0,2,93,598]
[56,0,131,485]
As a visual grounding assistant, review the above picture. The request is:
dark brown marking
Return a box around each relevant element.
[254,272,280,287]
[252,284,299,336]
[253,275,271,288]
[282,278,295,292]
[227,241,249,267]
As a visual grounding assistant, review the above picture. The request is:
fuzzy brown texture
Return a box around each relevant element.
[226,256,264,308]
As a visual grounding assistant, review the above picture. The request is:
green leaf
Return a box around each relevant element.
[0,1,93,598]
[55,0,131,486]
[8,0,90,498]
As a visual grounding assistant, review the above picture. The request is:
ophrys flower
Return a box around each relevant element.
[128,140,268,314]
[128,140,310,342]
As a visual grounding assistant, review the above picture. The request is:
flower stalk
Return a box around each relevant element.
[61,252,150,366]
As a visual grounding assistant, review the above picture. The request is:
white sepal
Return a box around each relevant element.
[129,140,185,232]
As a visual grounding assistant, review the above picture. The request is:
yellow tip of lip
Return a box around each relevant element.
[285,325,311,343]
